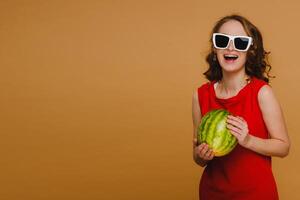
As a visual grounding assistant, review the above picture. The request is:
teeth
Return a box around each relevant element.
[224,54,238,58]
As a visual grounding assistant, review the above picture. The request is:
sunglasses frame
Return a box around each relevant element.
[212,33,253,52]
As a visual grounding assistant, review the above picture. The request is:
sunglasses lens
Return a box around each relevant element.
[215,35,229,48]
[234,37,250,50]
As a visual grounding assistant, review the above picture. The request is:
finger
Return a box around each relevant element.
[205,149,213,157]
[227,115,245,127]
[227,118,243,130]
[227,124,242,135]
[202,148,213,160]
[236,116,247,122]
[228,115,243,121]
[194,143,203,152]
[206,150,214,160]
[228,129,241,140]
[236,116,248,125]
[197,143,206,149]
[200,144,209,157]
[199,144,208,153]
[236,116,244,121]
[236,116,248,128]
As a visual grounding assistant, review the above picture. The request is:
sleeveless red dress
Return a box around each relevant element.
[197,77,278,200]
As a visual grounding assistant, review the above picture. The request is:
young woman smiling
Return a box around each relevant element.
[192,15,290,200]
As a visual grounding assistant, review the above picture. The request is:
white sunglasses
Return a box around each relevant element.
[212,33,253,52]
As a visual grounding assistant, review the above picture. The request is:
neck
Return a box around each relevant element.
[218,70,250,96]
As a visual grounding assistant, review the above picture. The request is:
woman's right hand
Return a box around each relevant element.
[193,139,215,161]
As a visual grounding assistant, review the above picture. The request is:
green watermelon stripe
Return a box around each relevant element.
[200,113,210,140]
[197,112,210,143]
[217,128,238,156]
[198,110,217,143]
[215,114,231,154]
[202,110,222,145]
[213,117,228,151]
[219,136,238,156]
[216,129,233,155]
[207,111,227,150]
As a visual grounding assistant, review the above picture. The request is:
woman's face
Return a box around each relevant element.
[215,20,249,74]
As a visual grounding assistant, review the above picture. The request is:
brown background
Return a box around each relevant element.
[1,0,299,199]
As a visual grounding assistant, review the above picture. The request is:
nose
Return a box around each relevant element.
[227,39,234,51]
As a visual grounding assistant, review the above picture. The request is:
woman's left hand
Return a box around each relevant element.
[226,115,251,148]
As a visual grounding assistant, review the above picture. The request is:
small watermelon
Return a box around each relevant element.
[197,109,237,157]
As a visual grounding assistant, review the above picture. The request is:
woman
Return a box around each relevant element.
[192,14,290,199]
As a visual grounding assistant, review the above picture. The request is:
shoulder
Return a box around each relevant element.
[248,77,270,97]
[257,82,280,113]
[193,82,212,102]
[193,82,211,111]
[251,77,273,100]
[258,84,276,103]
[199,81,212,90]
[251,77,269,90]
[197,81,213,95]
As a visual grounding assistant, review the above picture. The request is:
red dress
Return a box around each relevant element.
[197,77,279,200]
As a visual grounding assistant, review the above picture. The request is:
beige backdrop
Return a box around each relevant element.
[1,0,299,199]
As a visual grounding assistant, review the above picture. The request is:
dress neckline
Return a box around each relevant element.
[211,77,254,103]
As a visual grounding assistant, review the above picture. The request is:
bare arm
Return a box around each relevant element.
[192,89,214,167]
[227,85,290,157]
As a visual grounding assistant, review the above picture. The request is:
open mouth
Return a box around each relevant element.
[224,54,238,61]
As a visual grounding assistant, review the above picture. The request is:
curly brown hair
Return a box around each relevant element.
[203,14,273,83]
